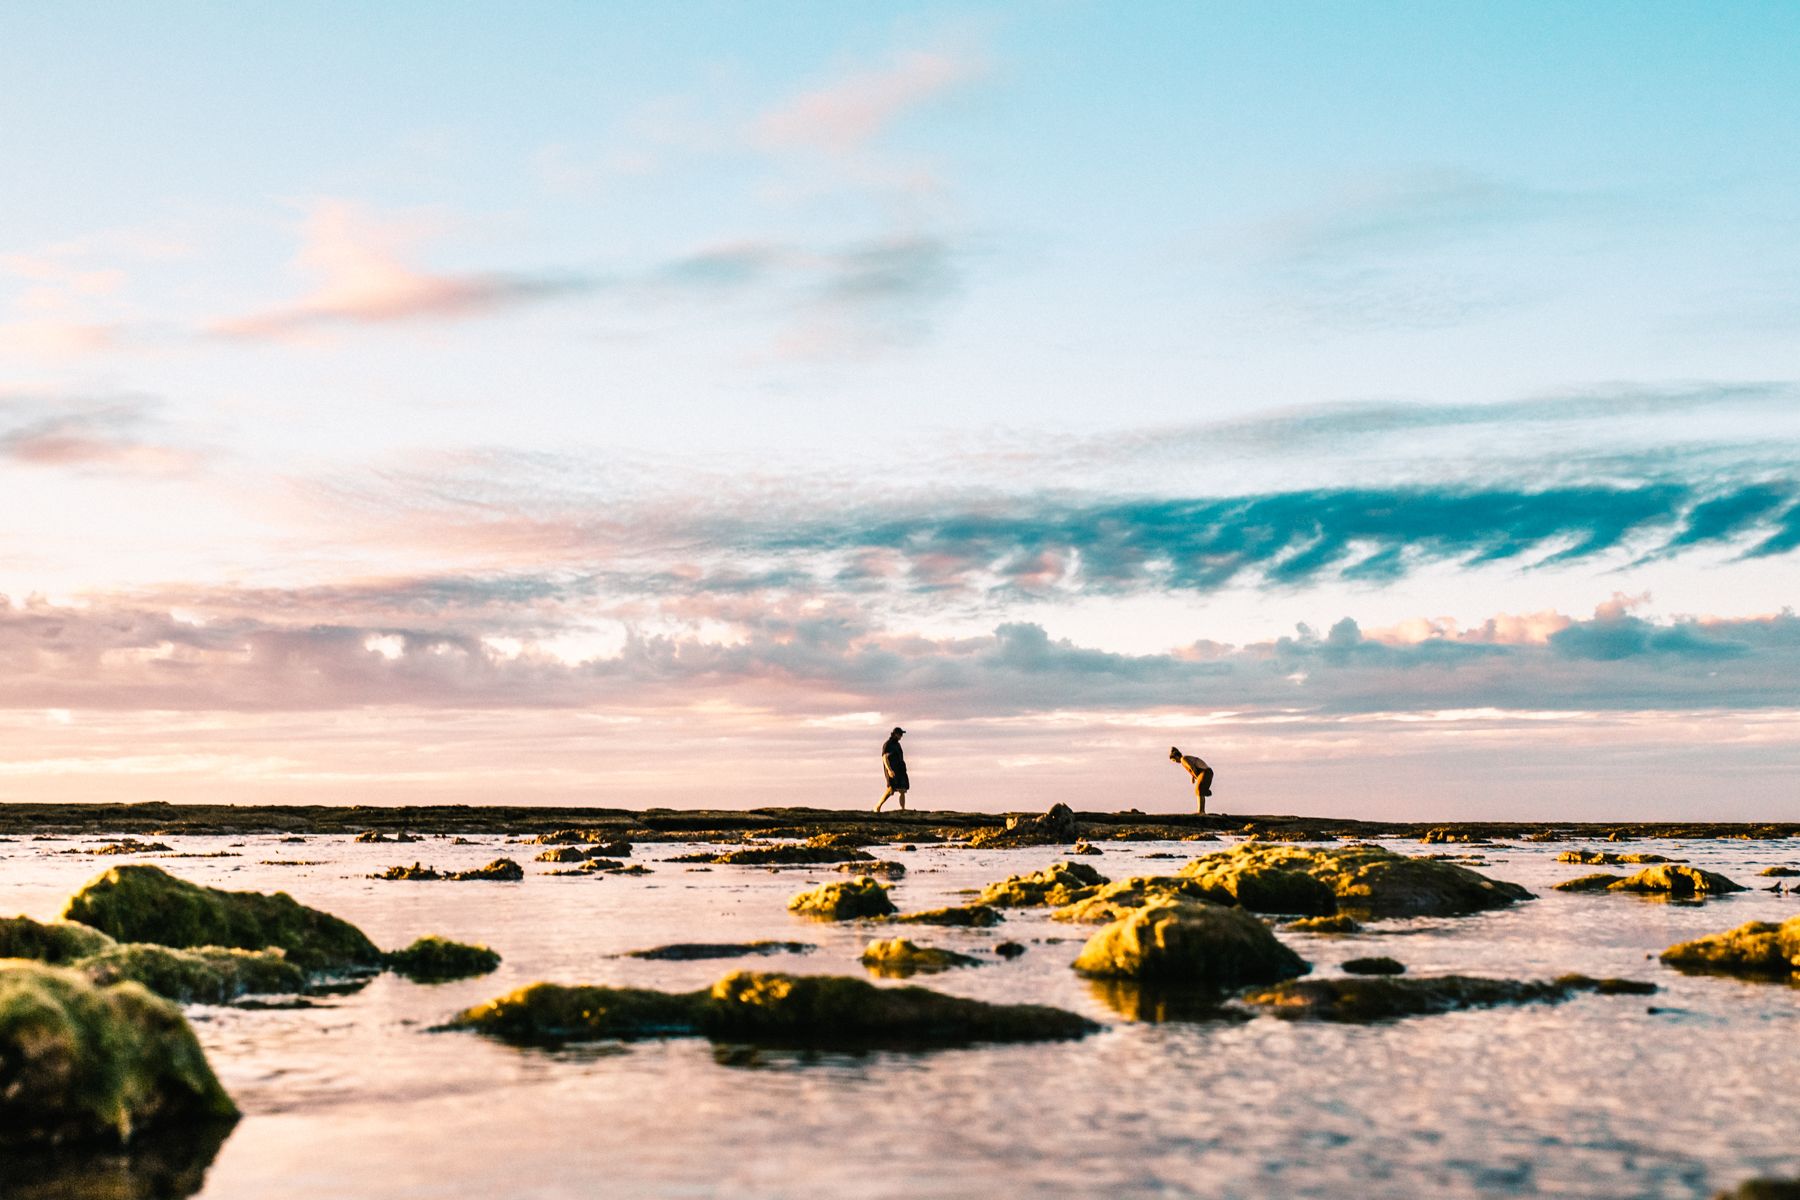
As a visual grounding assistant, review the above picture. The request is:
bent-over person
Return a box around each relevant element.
[1170,746,1213,814]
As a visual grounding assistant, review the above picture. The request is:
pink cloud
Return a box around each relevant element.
[213,200,589,338]
[756,50,983,156]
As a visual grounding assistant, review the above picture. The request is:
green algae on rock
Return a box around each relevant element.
[1282,914,1364,935]
[860,937,982,977]
[452,970,1099,1048]
[1556,850,1676,865]
[786,876,897,920]
[1179,842,1532,918]
[1556,865,1746,897]
[1660,915,1800,979]
[0,962,238,1148]
[975,860,1108,908]
[61,865,382,974]
[838,859,907,878]
[1071,901,1309,987]
[1239,973,1650,1022]
[1050,875,1217,923]
[888,903,1003,927]
[76,944,306,1005]
[385,936,502,982]
[0,915,118,964]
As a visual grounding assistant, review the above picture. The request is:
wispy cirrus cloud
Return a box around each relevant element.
[212,200,594,339]
[0,393,200,475]
[755,49,984,158]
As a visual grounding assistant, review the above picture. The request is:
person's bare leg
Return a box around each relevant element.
[897,789,907,812]
[876,787,895,812]
[1195,780,1206,815]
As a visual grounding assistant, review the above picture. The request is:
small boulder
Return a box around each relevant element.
[860,938,982,977]
[1282,914,1364,935]
[449,859,525,882]
[966,804,1081,849]
[1240,973,1649,1022]
[1559,865,1746,897]
[621,942,815,961]
[787,877,897,920]
[994,942,1026,959]
[1179,842,1531,919]
[0,962,238,1148]
[372,863,442,881]
[1071,901,1309,987]
[1051,876,1215,923]
[838,860,907,878]
[61,865,381,974]
[1660,915,1800,979]
[385,936,502,982]
[976,861,1107,908]
[889,904,1003,927]
[1557,850,1675,865]
[673,844,876,866]
[535,847,586,863]
[1760,866,1800,877]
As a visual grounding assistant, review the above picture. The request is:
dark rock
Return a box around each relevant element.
[966,804,1081,849]
[860,937,982,977]
[976,861,1107,907]
[672,844,876,866]
[1759,866,1800,877]
[1341,956,1405,976]
[994,941,1026,958]
[1557,850,1676,865]
[837,860,907,878]
[0,915,119,965]
[622,941,815,961]
[85,840,173,855]
[1240,973,1653,1021]
[1282,914,1364,934]
[76,944,306,1004]
[385,936,501,981]
[889,904,1003,928]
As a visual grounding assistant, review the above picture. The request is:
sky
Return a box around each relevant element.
[2,1,1798,818]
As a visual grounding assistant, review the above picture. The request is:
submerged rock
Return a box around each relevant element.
[1071,901,1309,987]
[1,1119,233,1200]
[889,904,1003,928]
[452,970,1099,1048]
[1557,865,1746,897]
[1282,914,1364,935]
[385,936,501,982]
[838,860,907,878]
[860,937,982,976]
[966,803,1081,849]
[0,915,118,964]
[0,962,238,1148]
[1240,973,1652,1022]
[994,941,1026,959]
[1051,876,1216,923]
[1341,956,1406,976]
[976,861,1108,908]
[787,877,897,920]
[1179,842,1533,918]
[85,839,173,855]
[622,941,815,961]
[354,831,420,843]
[673,844,876,866]
[61,865,381,973]
[76,944,306,1004]
[1660,915,1800,979]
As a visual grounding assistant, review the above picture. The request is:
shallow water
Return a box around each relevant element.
[6,832,1800,1199]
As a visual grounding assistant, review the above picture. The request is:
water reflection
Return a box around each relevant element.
[1084,978,1251,1024]
[3,1120,234,1200]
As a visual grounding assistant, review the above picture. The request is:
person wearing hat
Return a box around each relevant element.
[876,726,910,811]
[1169,746,1214,814]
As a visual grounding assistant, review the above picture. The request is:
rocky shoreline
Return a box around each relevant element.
[0,800,1795,841]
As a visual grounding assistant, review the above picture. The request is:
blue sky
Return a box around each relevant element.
[1,3,1797,816]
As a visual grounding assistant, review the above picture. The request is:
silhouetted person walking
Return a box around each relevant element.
[1170,746,1214,814]
[876,727,909,811]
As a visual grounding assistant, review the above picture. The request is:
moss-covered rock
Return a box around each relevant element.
[966,803,1081,849]
[0,962,237,1147]
[1660,915,1800,978]
[451,859,524,882]
[786,877,897,920]
[838,859,907,878]
[702,971,1098,1046]
[889,904,1003,927]
[384,936,501,982]
[535,847,586,863]
[1071,901,1309,987]
[1051,876,1219,923]
[61,865,381,974]
[1557,865,1746,897]
[975,861,1107,908]
[75,944,305,1004]
[0,915,118,965]
[1341,956,1405,976]
[452,970,1098,1048]
[1282,914,1364,934]
[860,937,982,977]
[1179,842,1532,918]
[371,862,442,880]
[1239,973,1645,1022]
[85,840,172,856]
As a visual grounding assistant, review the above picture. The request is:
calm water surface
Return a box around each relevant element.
[6,832,1799,1199]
